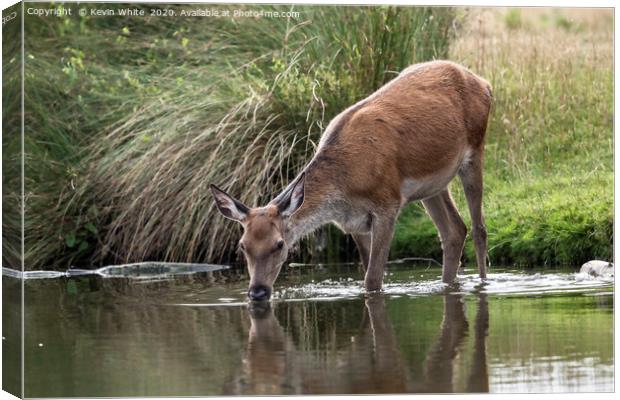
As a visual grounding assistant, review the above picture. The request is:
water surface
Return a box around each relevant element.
[2,263,614,396]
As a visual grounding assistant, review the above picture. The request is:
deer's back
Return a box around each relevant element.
[314,61,492,204]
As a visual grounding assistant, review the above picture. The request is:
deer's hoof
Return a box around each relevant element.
[364,280,383,292]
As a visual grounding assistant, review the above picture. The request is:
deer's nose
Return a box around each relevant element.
[248,285,271,301]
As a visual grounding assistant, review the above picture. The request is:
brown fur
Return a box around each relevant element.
[301,60,492,210]
[239,206,289,293]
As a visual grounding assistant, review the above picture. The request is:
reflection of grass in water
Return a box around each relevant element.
[457,293,612,393]
[485,294,613,365]
[17,263,614,395]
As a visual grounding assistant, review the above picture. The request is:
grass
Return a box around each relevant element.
[9,4,457,269]
[393,8,613,267]
[393,172,613,266]
[3,5,612,270]
[504,9,523,30]
[2,3,23,269]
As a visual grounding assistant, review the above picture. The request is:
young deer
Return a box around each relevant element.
[211,60,493,301]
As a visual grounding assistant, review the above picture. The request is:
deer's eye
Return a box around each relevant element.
[276,240,285,251]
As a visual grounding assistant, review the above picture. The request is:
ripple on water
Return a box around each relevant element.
[274,271,613,301]
[275,277,450,300]
[458,272,613,296]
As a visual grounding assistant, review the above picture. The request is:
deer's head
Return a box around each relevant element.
[210,174,305,301]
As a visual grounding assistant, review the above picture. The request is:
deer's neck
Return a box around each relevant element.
[286,160,340,244]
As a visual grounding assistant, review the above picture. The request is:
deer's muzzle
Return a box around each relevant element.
[248,284,271,301]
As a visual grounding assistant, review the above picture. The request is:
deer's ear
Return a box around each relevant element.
[273,173,305,217]
[210,184,249,222]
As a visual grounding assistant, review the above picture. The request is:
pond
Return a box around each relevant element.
[2,262,614,396]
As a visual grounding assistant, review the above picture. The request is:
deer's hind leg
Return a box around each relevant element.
[458,149,488,279]
[422,190,467,283]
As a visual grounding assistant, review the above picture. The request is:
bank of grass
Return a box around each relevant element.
[17,4,457,269]
[392,8,613,267]
[393,172,613,266]
[11,5,612,270]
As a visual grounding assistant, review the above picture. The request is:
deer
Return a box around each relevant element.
[210,60,493,301]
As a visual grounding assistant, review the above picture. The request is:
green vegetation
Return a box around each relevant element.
[4,5,612,270]
[504,9,523,30]
[393,173,613,266]
[16,4,456,269]
[2,3,23,269]
[394,8,613,267]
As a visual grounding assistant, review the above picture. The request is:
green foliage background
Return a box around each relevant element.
[393,8,613,267]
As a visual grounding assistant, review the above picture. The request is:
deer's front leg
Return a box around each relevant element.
[365,213,397,291]
[352,233,371,272]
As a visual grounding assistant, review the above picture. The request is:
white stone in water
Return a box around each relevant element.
[579,260,614,277]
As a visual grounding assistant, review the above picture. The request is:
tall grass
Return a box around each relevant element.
[393,8,613,266]
[18,4,457,269]
[13,5,613,270]
[2,3,23,269]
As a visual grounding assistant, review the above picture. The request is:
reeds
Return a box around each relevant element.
[17,4,456,269]
[13,5,611,270]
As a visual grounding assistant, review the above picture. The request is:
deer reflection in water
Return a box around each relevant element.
[419,293,489,393]
[225,293,490,394]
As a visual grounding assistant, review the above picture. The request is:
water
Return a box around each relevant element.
[2,263,614,396]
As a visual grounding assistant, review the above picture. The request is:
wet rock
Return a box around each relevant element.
[579,260,614,277]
